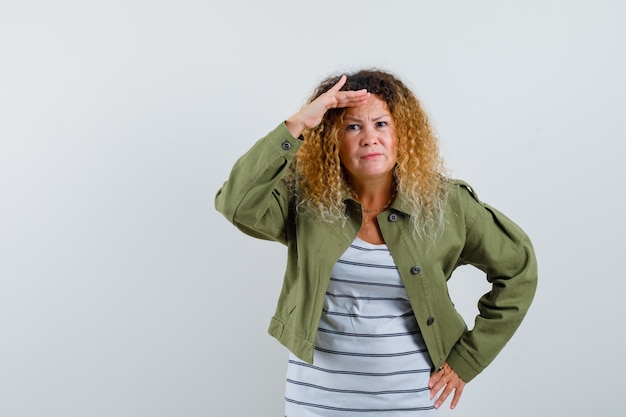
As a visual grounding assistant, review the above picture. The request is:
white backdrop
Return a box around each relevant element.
[1,1,624,416]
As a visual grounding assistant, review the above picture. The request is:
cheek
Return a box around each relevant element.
[337,147,352,170]
[389,137,398,159]
[338,140,355,158]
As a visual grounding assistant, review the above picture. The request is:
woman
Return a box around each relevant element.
[215,69,537,415]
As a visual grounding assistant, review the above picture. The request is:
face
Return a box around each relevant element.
[338,95,397,185]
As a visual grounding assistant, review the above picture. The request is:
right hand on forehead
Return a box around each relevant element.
[286,75,370,138]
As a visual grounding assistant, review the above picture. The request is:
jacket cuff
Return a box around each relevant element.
[271,122,303,156]
[445,343,483,383]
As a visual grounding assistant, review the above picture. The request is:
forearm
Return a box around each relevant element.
[215,123,302,243]
[447,186,538,382]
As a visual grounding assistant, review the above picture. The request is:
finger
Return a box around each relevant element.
[433,383,453,409]
[335,90,370,108]
[428,369,444,398]
[450,382,465,410]
[337,89,369,100]
[434,376,462,409]
[328,74,347,94]
[430,382,448,402]
[435,376,465,409]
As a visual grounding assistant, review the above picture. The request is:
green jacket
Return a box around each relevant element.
[215,122,537,383]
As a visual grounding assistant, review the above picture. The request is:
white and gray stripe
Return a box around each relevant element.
[285,238,437,416]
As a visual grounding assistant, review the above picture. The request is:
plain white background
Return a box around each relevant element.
[1,1,624,416]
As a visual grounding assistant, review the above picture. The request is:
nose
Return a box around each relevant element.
[360,124,378,146]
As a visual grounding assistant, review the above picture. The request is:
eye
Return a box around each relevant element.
[376,121,388,128]
[346,124,360,131]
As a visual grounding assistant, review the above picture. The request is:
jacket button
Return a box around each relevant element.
[281,141,292,150]
[388,213,398,222]
[410,266,421,275]
[427,317,435,326]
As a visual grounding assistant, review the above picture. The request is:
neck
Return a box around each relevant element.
[349,174,396,212]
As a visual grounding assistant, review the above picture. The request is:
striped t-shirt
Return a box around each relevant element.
[284,237,437,416]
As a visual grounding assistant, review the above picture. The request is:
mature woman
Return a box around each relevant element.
[215,69,537,416]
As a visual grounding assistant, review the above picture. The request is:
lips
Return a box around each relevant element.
[362,153,383,159]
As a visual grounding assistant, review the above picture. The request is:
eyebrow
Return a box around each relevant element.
[343,114,391,123]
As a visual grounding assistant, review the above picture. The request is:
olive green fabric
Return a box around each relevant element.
[215,122,537,382]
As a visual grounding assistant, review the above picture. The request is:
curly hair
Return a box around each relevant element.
[292,69,448,241]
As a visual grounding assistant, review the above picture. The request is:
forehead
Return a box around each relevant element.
[343,95,391,119]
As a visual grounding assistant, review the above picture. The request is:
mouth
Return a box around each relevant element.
[362,153,383,160]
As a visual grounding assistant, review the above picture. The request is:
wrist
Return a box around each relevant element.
[285,117,306,139]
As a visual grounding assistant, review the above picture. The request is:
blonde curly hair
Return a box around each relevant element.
[292,69,448,241]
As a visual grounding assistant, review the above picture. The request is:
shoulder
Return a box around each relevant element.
[443,178,484,214]
[444,178,481,202]
[444,178,533,245]
[440,178,489,233]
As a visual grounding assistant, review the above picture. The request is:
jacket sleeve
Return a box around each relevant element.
[445,182,538,382]
[214,123,302,245]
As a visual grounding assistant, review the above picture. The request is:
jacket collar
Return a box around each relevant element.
[342,189,413,217]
